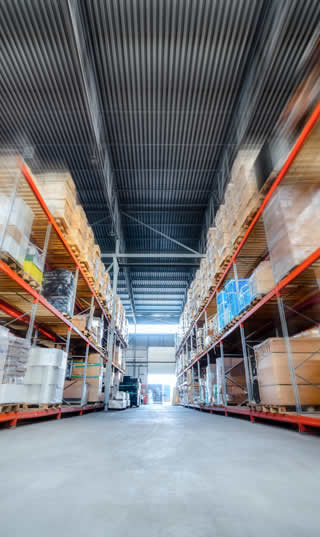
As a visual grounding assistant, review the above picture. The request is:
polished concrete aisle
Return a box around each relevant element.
[0,406,319,537]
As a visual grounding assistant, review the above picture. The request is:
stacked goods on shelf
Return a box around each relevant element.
[34,170,128,339]
[65,353,103,403]
[113,347,123,370]
[72,313,88,333]
[0,326,30,404]
[35,172,76,234]
[263,180,320,283]
[200,258,209,302]
[254,337,320,406]
[196,328,205,354]
[24,348,67,405]
[229,148,261,245]
[206,227,216,289]
[223,357,246,404]
[91,317,104,347]
[248,260,274,300]
[217,279,249,331]
[23,243,43,285]
[0,195,34,268]
[42,269,75,317]
[215,203,232,270]
[206,364,216,405]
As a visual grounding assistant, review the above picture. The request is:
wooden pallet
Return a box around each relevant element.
[0,403,20,413]
[20,403,61,410]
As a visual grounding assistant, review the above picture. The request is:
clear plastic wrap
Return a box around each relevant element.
[0,195,34,267]
[249,260,274,299]
[2,332,30,385]
[24,348,67,405]
[206,227,216,287]
[42,269,75,316]
[263,182,320,283]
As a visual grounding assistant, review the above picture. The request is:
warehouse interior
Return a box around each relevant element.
[0,1,320,536]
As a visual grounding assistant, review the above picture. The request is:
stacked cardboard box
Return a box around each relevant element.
[35,172,76,233]
[254,337,320,406]
[263,181,320,283]
[229,148,261,244]
[206,227,216,289]
[215,204,232,269]
[70,353,103,403]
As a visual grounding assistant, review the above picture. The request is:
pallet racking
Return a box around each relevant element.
[0,156,127,421]
[176,100,320,426]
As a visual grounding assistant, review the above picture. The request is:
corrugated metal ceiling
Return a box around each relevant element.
[0,0,319,323]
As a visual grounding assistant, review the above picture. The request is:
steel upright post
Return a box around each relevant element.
[219,342,228,406]
[204,309,208,338]
[65,268,79,356]
[80,343,90,406]
[191,365,194,403]
[197,360,201,400]
[277,294,302,413]
[239,324,253,402]
[104,248,119,411]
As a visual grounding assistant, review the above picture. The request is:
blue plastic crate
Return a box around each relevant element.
[239,283,251,312]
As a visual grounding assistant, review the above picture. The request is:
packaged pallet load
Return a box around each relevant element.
[215,204,232,269]
[109,391,127,409]
[69,353,103,403]
[72,313,88,333]
[215,358,224,405]
[65,204,88,256]
[206,227,216,288]
[223,180,235,232]
[263,182,320,283]
[23,243,43,285]
[0,195,34,267]
[24,348,67,405]
[223,357,247,404]
[248,260,274,299]
[91,317,104,347]
[42,269,75,317]
[35,172,77,233]
[205,364,216,405]
[254,337,320,406]
[63,380,88,405]
[230,147,261,245]
[0,327,30,404]
[200,257,209,301]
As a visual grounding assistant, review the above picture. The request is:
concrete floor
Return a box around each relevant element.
[0,406,319,537]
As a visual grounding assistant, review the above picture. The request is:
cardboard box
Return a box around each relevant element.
[255,337,320,405]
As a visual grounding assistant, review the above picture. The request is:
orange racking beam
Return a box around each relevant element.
[177,99,320,356]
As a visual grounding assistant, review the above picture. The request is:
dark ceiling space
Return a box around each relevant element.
[0,0,319,323]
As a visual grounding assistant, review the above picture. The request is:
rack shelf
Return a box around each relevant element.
[0,157,127,377]
[176,101,320,361]
[180,404,320,433]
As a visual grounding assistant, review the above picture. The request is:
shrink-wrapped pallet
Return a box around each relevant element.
[0,328,30,404]
[249,260,274,299]
[35,172,77,233]
[254,337,320,406]
[65,204,88,255]
[42,269,75,317]
[230,148,261,244]
[206,227,216,288]
[263,182,320,283]
[206,364,216,405]
[23,243,43,284]
[63,380,88,405]
[215,204,232,268]
[91,317,104,347]
[24,348,67,405]
[200,257,209,300]
[224,357,246,404]
[71,353,103,402]
[0,195,34,267]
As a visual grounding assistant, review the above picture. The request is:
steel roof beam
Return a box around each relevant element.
[68,0,136,321]
[101,253,205,259]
